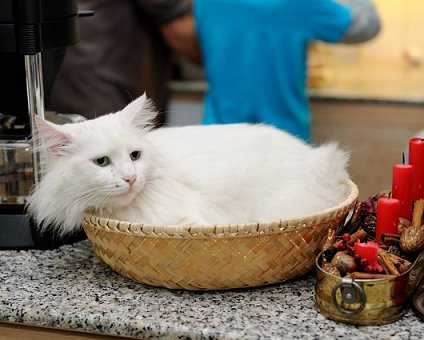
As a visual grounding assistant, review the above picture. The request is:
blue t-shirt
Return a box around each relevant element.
[194,0,352,141]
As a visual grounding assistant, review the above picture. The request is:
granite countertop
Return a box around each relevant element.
[0,240,423,339]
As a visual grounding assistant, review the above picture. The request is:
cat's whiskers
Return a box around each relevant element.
[73,188,108,206]
[72,183,134,209]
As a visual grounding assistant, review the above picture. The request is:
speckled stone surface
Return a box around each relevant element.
[0,240,423,339]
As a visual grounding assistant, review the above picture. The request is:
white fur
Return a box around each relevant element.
[26,94,350,235]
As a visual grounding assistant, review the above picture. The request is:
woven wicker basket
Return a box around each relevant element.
[82,179,359,291]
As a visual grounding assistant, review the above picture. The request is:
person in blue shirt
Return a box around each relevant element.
[194,0,381,142]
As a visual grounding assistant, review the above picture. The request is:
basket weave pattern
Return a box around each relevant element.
[82,180,358,290]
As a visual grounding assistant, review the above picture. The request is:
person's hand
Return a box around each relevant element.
[160,14,201,63]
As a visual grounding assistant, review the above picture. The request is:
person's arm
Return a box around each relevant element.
[160,14,201,62]
[340,0,381,44]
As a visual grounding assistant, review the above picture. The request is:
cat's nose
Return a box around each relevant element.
[123,175,136,186]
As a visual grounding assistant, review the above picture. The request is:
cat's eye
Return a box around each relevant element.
[93,156,110,167]
[130,151,141,161]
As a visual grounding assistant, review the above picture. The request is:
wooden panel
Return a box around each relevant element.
[311,100,424,200]
[0,322,133,340]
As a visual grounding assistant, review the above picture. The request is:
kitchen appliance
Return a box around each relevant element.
[0,0,89,249]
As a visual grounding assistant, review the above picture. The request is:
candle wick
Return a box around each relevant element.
[402,152,405,164]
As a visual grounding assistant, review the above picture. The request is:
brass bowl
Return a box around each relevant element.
[315,250,424,325]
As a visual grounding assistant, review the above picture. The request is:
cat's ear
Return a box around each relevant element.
[34,116,73,156]
[117,93,157,129]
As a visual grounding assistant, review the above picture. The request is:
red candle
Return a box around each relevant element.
[392,164,413,220]
[409,138,424,200]
[376,197,400,245]
[354,241,383,272]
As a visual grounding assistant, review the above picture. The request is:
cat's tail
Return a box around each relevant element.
[310,141,351,191]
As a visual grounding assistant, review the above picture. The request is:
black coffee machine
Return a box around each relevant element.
[0,0,89,249]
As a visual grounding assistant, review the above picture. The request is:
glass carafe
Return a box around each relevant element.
[0,139,34,205]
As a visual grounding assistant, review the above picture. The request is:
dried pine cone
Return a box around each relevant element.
[338,201,368,235]
[361,213,377,238]
[387,245,403,257]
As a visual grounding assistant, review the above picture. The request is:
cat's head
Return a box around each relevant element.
[27,94,157,234]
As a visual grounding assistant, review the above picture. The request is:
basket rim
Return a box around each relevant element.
[83,179,359,239]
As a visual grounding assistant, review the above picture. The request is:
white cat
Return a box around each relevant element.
[26,94,350,235]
